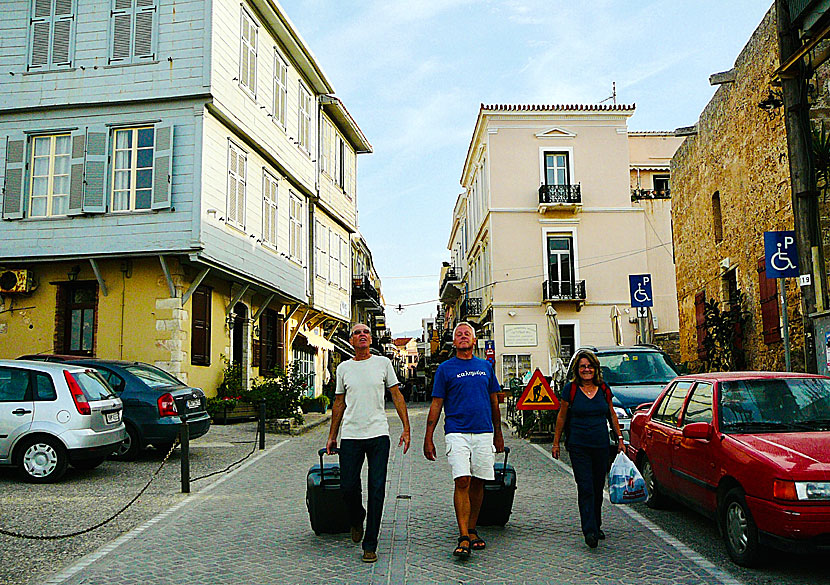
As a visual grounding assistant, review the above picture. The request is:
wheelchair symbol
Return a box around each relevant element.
[770,243,796,272]
[633,282,651,303]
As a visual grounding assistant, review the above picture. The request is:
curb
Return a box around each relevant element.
[268,413,331,436]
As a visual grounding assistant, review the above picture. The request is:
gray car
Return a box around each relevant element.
[0,360,126,483]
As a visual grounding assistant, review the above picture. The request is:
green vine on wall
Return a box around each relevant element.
[702,292,750,372]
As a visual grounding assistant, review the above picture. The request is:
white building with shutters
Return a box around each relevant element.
[0,0,372,399]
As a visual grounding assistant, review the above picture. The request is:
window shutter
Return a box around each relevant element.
[227,146,237,224]
[67,131,85,215]
[329,229,338,283]
[341,236,349,289]
[191,286,211,366]
[276,313,285,369]
[151,124,173,210]
[757,258,781,345]
[695,291,706,359]
[316,221,327,278]
[2,137,25,220]
[29,5,51,70]
[111,0,133,63]
[134,0,156,59]
[52,0,74,66]
[252,334,261,368]
[82,129,108,213]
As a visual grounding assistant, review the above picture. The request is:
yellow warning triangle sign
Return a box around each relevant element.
[516,368,560,411]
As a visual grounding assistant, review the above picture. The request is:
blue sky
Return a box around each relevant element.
[281,0,774,335]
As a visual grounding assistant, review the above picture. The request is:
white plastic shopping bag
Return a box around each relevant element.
[608,452,648,504]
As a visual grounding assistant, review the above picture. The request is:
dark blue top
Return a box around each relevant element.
[432,356,500,434]
[566,387,610,449]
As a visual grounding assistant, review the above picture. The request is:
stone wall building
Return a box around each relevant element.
[671,7,803,372]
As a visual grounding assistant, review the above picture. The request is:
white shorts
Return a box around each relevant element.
[445,432,496,480]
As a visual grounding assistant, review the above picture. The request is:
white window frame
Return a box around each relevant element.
[262,170,278,248]
[239,8,257,98]
[552,319,580,374]
[501,354,532,386]
[288,192,303,264]
[29,134,71,217]
[538,147,575,187]
[111,126,155,212]
[273,49,288,127]
[227,141,247,230]
[315,220,327,278]
[297,83,312,153]
[541,227,579,283]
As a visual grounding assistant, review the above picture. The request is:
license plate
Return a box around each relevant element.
[187,399,200,409]
[105,411,121,424]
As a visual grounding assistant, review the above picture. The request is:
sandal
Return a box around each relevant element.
[468,529,486,551]
[453,535,471,559]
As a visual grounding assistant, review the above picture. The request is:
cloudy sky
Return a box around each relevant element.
[281,0,773,335]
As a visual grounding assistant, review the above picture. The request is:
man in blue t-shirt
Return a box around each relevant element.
[424,322,504,559]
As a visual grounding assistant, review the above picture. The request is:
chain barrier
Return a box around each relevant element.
[1,416,266,540]
[0,439,179,541]
[191,423,260,483]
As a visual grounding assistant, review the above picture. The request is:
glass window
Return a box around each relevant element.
[719,378,830,429]
[653,380,693,426]
[29,134,71,217]
[112,127,154,212]
[71,370,115,400]
[596,351,678,385]
[0,367,31,402]
[292,348,315,397]
[544,152,569,186]
[35,372,57,401]
[124,364,182,388]
[502,354,531,390]
[62,284,96,356]
[682,382,713,425]
[547,236,574,293]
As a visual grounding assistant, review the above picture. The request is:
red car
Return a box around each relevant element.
[626,372,830,567]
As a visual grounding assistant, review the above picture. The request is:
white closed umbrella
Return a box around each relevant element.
[611,305,624,346]
[546,305,566,386]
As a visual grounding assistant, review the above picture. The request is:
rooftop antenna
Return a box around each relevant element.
[599,81,617,105]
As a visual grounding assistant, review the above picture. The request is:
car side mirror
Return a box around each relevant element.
[682,422,712,440]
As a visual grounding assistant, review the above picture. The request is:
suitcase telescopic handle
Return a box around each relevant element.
[318,447,339,481]
[495,446,511,485]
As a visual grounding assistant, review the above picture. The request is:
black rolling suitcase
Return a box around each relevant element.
[477,446,517,526]
[306,448,351,535]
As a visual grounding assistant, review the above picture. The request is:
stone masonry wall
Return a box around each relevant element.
[671,7,804,372]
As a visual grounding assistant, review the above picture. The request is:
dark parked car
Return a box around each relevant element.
[18,356,210,460]
[627,372,830,566]
[567,345,679,440]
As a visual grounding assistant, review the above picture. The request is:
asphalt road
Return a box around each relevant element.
[548,442,829,585]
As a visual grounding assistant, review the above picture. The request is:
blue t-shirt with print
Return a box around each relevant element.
[432,356,500,434]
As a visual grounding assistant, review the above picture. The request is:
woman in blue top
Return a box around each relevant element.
[551,349,624,548]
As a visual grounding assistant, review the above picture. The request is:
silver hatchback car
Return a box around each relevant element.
[0,360,126,483]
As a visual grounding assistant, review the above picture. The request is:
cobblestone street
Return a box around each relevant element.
[42,405,738,585]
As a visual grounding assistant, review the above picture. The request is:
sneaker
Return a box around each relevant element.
[362,550,378,563]
[350,524,364,543]
[584,534,598,548]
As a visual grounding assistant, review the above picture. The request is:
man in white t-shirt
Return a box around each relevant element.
[326,323,410,563]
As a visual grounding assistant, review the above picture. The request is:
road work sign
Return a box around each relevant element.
[516,368,560,411]
[628,274,653,308]
[764,231,799,278]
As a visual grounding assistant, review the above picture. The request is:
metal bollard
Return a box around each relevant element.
[259,398,266,450]
[180,415,190,494]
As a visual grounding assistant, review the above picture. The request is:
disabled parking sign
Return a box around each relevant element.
[764,231,799,278]
[628,274,653,308]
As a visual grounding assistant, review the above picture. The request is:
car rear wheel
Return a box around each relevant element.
[641,456,667,509]
[722,487,762,567]
[111,424,141,461]
[17,436,68,483]
[70,456,107,470]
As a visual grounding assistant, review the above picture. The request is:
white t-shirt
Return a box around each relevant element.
[336,355,399,440]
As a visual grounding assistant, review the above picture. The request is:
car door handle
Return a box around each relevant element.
[12,408,32,415]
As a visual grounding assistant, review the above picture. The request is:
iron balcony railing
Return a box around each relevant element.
[460,297,482,320]
[631,188,671,201]
[439,266,463,300]
[543,279,586,301]
[538,184,582,205]
[352,274,381,305]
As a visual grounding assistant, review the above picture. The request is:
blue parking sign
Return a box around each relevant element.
[629,274,653,308]
[764,231,799,278]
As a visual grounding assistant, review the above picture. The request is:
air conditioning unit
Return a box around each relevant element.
[0,269,34,294]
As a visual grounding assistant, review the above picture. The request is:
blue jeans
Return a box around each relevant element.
[569,445,607,537]
[339,435,390,552]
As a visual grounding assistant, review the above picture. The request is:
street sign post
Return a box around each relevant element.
[484,340,495,367]
[629,274,653,344]
[764,231,798,371]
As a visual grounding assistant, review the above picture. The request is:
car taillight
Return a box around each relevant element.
[773,479,798,500]
[63,370,91,415]
[158,393,178,417]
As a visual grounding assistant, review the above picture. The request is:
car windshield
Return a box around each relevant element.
[720,378,830,431]
[124,364,183,389]
[73,370,117,400]
[597,351,678,385]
